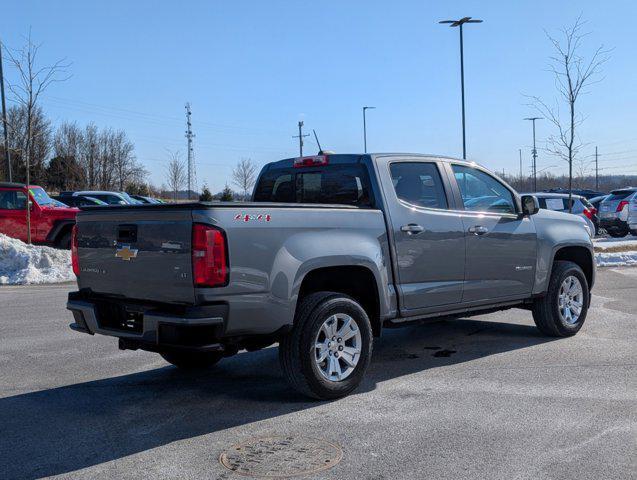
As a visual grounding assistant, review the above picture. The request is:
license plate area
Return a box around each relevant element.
[94,301,144,333]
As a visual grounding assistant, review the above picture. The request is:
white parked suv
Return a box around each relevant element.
[599,188,637,237]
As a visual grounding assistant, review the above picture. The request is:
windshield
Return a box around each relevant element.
[29,187,55,206]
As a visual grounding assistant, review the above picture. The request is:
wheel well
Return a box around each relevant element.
[55,222,73,242]
[553,246,594,288]
[298,266,381,337]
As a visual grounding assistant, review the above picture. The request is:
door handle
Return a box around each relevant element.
[468,225,489,235]
[401,223,424,234]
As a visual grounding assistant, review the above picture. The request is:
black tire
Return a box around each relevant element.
[532,261,589,337]
[160,350,224,369]
[279,292,373,400]
[608,229,628,238]
[55,230,72,249]
[630,229,637,237]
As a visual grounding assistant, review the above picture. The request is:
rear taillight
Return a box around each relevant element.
[293,155,329,168]
[192,224,228,287]
[71,224,80,276]
[583,208,593,219]
[616,200,629,212]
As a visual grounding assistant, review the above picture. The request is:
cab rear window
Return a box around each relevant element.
[254,165,373,206]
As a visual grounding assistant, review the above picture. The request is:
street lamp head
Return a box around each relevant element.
[524,117,543,121]
[439,17,483,27]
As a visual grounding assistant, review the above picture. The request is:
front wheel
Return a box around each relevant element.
[630,229,637,237]
[532,261,589,337]
[279,292,373,400]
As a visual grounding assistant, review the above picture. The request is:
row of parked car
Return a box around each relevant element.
[530,187,637,238]
[0,182,164,248]
[52,190,164,207]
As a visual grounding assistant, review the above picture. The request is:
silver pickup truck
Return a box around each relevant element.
[67,153,595,399]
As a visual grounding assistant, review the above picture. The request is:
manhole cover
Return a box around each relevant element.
[219,435,342,478]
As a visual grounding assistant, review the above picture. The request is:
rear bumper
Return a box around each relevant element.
[67,292,227,352]
[599,218,627,231]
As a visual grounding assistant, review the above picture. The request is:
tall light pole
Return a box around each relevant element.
[362,106,375,153]
[524,117,542,191]
[439,17,483,160]
[0,40,11,182]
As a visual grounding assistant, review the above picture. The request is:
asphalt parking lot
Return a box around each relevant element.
[1,267,635,480]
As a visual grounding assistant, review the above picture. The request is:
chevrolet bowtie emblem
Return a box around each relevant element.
[115,245,138,261]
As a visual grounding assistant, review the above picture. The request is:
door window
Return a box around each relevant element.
[389,162,448,209]
[452,165,516,214]
[539,197,568,211]
[0,190,28,210]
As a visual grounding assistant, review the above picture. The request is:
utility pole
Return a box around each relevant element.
[439,17,483,159]
[293,121,309,157]
[595,146,599,191]
[518,149,523,179]
[524,117,542,191]
[363,106,375,153]
[0,41,11,182]
[185,103,195,200]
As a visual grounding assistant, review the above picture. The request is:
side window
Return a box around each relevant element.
[390,162,448,209]
[452,165,516,214]
[93,195,120,205]
[542,198,567,211]
[0,190,27,210]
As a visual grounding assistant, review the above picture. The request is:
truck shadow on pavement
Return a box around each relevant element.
[1,318,556,479]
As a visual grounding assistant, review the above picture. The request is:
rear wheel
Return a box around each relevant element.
[279,292,373,400]
[608,229,628,238]
[532,261,589,337]
[160,350,224,369]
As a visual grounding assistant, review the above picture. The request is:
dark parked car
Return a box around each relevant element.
[53,195,107,208]
[542,188,606,200]
[130,194,163,204]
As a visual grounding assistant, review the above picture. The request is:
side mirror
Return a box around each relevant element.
[28,200,34,210]
[521,195,539,216]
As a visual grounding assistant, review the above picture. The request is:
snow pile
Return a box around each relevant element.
[593,237,637,251]
[593,236,637,266]
[596,251,637,267]
[0,234,74,285]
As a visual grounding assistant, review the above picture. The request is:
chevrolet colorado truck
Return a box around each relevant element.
[67,154,595,399]
[0,182,78,248]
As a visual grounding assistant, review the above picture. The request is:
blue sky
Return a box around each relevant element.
[5,0,637,192]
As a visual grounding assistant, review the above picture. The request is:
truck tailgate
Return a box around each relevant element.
[76,208,195,304]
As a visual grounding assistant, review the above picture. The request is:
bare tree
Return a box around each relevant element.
[528,16,609,211]
[6,104,51,181]
[231,158,257,200]
[165,150,186,201]
[81,123,99,189]
[3,31,70,242]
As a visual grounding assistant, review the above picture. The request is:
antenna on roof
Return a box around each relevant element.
[313,129,322,152]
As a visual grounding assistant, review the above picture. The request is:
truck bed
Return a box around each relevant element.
[74,203,389,336]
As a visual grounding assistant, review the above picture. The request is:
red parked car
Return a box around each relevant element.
[0,182,78,248]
